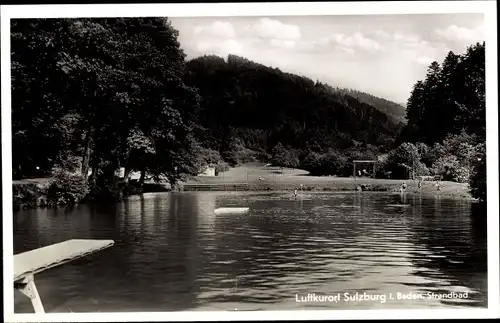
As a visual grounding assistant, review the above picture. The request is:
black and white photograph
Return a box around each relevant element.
[2,1,498,321]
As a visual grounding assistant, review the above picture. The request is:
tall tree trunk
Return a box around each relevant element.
[138,166,146,188]
[81,130,93,180]
[123,166,132,185]
[89,165,98,186]
[17,163,22,179]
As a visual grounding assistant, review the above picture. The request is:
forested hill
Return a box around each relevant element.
[184,54,403,162]
[333,88,407,124]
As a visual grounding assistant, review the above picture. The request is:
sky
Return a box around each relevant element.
[170,14,485,104]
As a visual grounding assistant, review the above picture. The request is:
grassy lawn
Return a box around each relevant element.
[185,163,472,199]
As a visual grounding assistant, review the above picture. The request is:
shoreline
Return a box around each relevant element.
[180,180,475,201]
[12,175,474,211]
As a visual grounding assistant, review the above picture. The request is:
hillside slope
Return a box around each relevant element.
[184,54,404,162]
[334,88,407,124]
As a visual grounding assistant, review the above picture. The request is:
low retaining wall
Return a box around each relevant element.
[183,183,249,191]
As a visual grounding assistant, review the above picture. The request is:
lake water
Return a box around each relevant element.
[13,191,487,312]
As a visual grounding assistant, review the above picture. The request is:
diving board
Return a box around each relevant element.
[14,239,114,313]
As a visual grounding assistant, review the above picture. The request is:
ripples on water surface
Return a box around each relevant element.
[13,191,487,312]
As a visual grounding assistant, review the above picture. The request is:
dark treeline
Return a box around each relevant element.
[335,88,407,124]
[397,42,486,201]
[12,18,201,203]
[402,44,485,145]
[11,18,486,206]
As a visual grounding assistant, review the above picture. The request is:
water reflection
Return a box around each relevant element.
[13,191,487,312]
[406,197,487,307]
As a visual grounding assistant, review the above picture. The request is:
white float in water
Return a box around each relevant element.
[214,207,250,215]
[387,204,411,207]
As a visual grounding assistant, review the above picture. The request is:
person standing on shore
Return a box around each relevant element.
[434,175,442,191]
[294,189,298,199]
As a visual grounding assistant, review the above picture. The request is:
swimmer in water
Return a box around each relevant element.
[399,182,406,194]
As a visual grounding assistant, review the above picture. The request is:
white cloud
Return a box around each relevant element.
[270,39,296,49]
[194,21,236,39]
[415,55,436,65]
[245,18,301,40]
[295,36,329,51]
[435,24,484,43]
[297,32,382,54]
[340,47,356,55]
[329,32,383,53]
[372,29,392,41]
[196,39,243,56]
[384,32,443,66]
[402,39,432,49]
[393,32,420,43]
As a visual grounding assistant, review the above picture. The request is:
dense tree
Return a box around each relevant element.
[271,143,300,169]
[384,142,428,179]
[454,43,486,139]
[402,42,485,145]
[430,132,478,183]
[469,143,486,202]
[11,19,72,178]
[11,17,199,201]
[401,42,486,199]
[437,51,462,136]
[336,88,406,124]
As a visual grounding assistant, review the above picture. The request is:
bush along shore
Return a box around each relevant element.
[12,174,176,211]
[13,182,50,211]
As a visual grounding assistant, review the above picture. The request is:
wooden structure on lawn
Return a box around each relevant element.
[353,160,377,179]
[14,239,114,313]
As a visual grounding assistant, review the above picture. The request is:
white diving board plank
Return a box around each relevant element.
[14,239,115,282]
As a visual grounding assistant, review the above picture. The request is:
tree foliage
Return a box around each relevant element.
[47,168,89,206]
[469,143,486,202]
[383,142,429,179]
[336,88,407,124]
[401,42,486,198]
[402,43,485,145]
[11,18,199,201]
